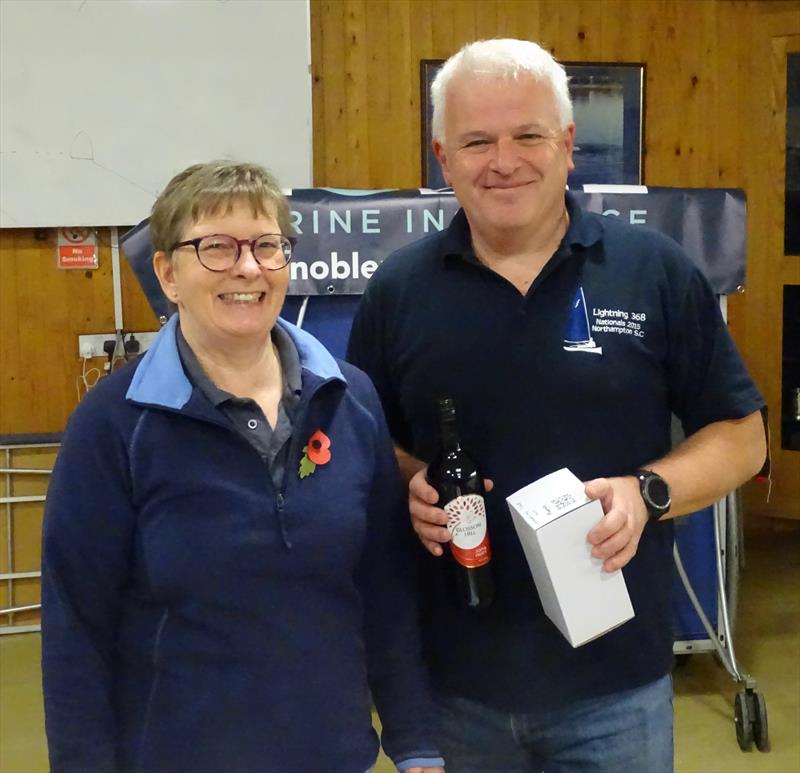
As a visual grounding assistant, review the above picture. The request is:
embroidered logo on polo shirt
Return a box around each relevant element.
[564,286,650,352]
[563,287,603,355]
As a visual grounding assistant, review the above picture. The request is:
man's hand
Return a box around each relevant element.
[408,467,493,557]
[584,476,649,572]
[403,767,444,773]
[408,468,449,556]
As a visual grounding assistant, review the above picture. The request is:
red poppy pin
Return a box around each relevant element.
[299,429,331,479]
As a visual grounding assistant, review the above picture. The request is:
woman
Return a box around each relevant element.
[41,161,444,773]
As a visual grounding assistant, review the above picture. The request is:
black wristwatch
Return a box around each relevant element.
[636,469,671,520]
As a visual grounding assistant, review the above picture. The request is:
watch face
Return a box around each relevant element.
[646,476,670,508]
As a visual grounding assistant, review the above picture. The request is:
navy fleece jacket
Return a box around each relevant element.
[42,314,442,773]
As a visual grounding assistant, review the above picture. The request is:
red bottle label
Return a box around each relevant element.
[444,494,491,568]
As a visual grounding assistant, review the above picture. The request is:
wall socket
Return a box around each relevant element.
[78,332,158,359]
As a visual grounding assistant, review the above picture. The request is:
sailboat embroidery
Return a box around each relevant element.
[563,287,603,355]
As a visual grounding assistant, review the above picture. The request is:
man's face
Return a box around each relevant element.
[433,73,575,243]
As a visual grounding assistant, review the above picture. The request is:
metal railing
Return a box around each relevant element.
[0,443,58,634]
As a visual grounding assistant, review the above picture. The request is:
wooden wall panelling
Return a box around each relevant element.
[386,1,416,187]
[430,0,457,56]
[494,1,529,41]
[598,0,643,61]
[0,227,157,437]
[409,0,434,188]
[311,1,327,186]
[0,228,114,434]
[365,0,391,188]
[680,2,719,187]
[314,0,348,186]
[0,232,22,431]
[553,0,607,62]
[641,2,693,185]
[450,1,477,55]
[344,1,370,186]
[474,0,499,40]
[713,2,746,190]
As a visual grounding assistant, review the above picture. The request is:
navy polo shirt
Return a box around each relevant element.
[347,193,763,711]
[176,324,302,492]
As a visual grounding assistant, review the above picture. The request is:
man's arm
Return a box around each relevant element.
[394,445,426,483]
[586,410,766,572]
[642,410,766,517]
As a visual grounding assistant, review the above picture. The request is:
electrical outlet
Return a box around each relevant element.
[78,332,158,359]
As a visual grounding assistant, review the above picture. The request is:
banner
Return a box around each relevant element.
[121,187,746,321]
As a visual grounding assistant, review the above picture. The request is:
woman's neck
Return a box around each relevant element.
[183,328,282,398]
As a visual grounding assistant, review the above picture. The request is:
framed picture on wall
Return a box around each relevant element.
[420,59,645,189]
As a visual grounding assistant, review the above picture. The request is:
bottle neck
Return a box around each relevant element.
[438,416,461,451]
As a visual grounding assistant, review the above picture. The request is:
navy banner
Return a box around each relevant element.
[121,186,746,321]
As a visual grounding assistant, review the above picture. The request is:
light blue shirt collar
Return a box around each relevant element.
[126,313,344,409]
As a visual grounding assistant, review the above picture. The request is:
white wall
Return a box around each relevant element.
[0,0,312,227]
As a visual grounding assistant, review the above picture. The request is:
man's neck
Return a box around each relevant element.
[471,206,570,293]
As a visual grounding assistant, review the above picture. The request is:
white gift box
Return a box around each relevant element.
[506,468,635,647]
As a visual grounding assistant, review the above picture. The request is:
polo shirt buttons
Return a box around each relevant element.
[247,419,258,430]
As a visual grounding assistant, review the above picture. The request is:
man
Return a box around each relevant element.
[347,39,765,772]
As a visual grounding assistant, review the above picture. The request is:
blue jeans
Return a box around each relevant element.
[433,674,674,773]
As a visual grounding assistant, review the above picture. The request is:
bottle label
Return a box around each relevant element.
[444,493,491,568]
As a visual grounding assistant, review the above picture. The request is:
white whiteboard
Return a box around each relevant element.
[0,0,312,228]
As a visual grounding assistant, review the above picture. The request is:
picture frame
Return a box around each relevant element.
[420,59,645,189]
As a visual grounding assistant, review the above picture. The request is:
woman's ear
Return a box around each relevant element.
[153,250,179,304]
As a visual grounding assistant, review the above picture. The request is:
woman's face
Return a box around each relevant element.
[154,198,290,353]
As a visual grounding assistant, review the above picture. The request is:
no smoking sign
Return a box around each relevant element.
[57,227,98,269]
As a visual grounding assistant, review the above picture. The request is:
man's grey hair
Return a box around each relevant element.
[430,39,574,140]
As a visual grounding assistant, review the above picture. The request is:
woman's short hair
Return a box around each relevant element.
[430,38,574,140]
[150,160,292,254]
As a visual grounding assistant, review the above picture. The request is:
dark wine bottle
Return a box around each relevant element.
[426,397,494,610]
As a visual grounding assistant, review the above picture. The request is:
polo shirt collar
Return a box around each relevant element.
[126,314,343,410]
[440,190,603,262]
[175,322,303,409]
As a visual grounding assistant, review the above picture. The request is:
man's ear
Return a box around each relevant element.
[564,124,576,173]
[153,250,179,304]
[432,139,452,187]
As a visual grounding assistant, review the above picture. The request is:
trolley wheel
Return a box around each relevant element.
[734,691,753,751]
[752,691,770,752]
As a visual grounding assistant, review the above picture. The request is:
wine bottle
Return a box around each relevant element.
[426,397,494,610]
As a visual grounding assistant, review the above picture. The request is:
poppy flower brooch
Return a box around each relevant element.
[299,429,332,479]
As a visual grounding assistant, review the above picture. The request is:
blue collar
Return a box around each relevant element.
[126,314,344,410]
